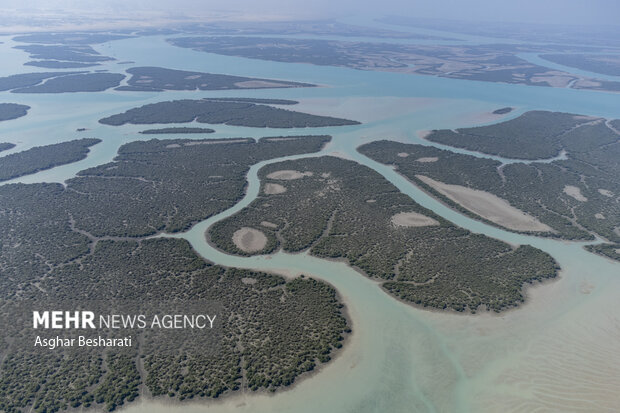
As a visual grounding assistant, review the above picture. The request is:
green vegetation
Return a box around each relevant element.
[0,142,15,152]
[15,45,114,63]
[585,244,620,261]
[540,54,620,77]
[359,131,620,245]
[68,136,329,237]
[0,134,347,412]
[13,33,132,44]
[0,72,84,91]
[140,127,215,134]
[116,66,313,92]
[24,61,100,69]
[0,103,30,121]
[209,156,558,312]
[99,98,360,128]
[424,111,594,160]
[13,73,125,93]
[0,138,100,182]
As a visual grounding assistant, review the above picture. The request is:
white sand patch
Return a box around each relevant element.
[418,130,432,139]
[366,199,376,203]
[234,80,287,88]
[267,170,314,180]
[135,79,153,84]
[595,213,605,220]
[260,221,278,229]
[416,175,553,232]
[185,74,201,79]
[563,185,587,202]
[241,277,257,285]
[598,189,614,197]
[321,172,331,178]
[574,79,602,88]
[165,143,181,148]
[264,183,287,195]
[397,152,409,158]
[530,73,574,88]
[391,212,439,227]
[416,157,438,163]
[232,227,267,253]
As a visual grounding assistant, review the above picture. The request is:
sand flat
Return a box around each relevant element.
[232,227,267,253]
[397,152,409,158]
[598,189,613,197]
[391,212,439,227]
[260,221,278,229]
[416,175,553,232]
[264,183,287,195]
[563,185,588,202]
[267,170,313,180]
[415,157,438,163]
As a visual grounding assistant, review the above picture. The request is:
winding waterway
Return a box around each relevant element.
[1,31,619,412]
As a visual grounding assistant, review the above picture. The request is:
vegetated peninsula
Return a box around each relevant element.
[99,98,360,128]
[0,71,125,93]
[116,66,314,92]
[0,138,101,182]
[0,136,348,412]
[0,103,30,121]
[168,36,620,92]
[139,127,215,134]
[0,142,15,152]
[0,72,84,91]
[12,73,125,93]
[359,113,619,258]
[209,156,559,313]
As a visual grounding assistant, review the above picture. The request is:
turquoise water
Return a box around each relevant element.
[1,34,619,412]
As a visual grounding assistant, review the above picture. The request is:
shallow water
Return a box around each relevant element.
[1,32,619,412]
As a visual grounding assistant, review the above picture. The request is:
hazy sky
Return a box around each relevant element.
[4,0,620,26]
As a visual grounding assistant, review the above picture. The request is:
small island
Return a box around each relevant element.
[0,103,30,121]
[116,66,314,92]
[139,127,215,134]
[0,138,101,181]
[0,142,15,152]
[492,107,513,115]
[99,98,360,128]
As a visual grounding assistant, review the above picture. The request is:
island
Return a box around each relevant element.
[99,98,360,128]
[0,103,30,121]
[168,36,620,92]
[0,135,349,412]
[208,156,559,313]
[116,66,314,92]
[0,138,101,181]
[492,107,513,115]
[140,127,215,134]
[359,112,619,257]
